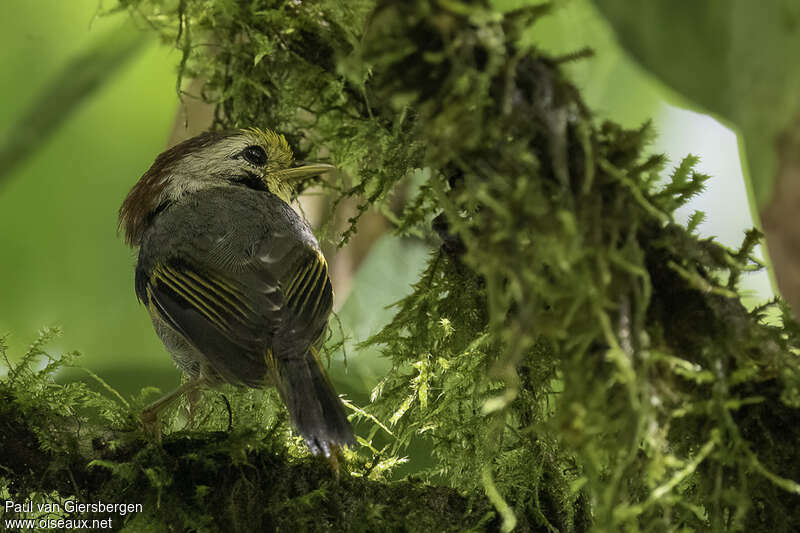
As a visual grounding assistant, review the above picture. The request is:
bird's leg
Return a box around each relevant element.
[327,445,342,479]
[184,386,204,426]
[141,376,204,438]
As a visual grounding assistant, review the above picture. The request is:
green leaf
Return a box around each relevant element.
[327,234,429,392]
[592,0,800,208]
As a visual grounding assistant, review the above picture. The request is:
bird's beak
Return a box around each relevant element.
[281,161,336,181]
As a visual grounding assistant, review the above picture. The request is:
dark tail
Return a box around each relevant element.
[275,348,355,456]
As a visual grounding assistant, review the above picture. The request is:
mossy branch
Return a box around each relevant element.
[0,330,503,532]
[4,0,800,531]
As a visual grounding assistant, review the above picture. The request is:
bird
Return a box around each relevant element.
[118,128,355,456]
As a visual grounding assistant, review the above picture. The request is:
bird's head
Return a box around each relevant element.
[119,128,333,246]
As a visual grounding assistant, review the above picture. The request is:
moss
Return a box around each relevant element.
[4,0,800,531]
[0,330,499,532]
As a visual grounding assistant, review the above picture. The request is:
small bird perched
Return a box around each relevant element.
[119,128,355,456]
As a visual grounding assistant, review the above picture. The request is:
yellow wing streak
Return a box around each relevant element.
[298,258,327,315]
[163,266,238,317]
[284,264,308,301]
[145,286,157,314]
[179,267,256,317]
[162,266,258,327]
[291,259,322,310]
[205,270,250,300]
[154,267,231,332]
[156,268,229,331]
[309,261,328,318]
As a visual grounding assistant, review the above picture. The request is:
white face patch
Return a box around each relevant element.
[158,130,296,204]
[121,129,298,247]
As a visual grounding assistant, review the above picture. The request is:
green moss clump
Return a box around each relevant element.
[0,329,499,531]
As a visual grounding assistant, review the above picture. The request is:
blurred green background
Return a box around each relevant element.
[0,1,181,393]
[0,0,773,403]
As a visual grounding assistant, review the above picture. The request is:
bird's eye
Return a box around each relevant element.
[241,145,267,166]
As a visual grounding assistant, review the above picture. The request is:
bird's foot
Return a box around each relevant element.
[139,376,204,440]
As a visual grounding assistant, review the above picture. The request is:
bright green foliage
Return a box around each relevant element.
[5,0,800,531]
[591,0,800,209]
[0,331,496,531]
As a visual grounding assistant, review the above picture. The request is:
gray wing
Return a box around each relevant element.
[137,187,333,386]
